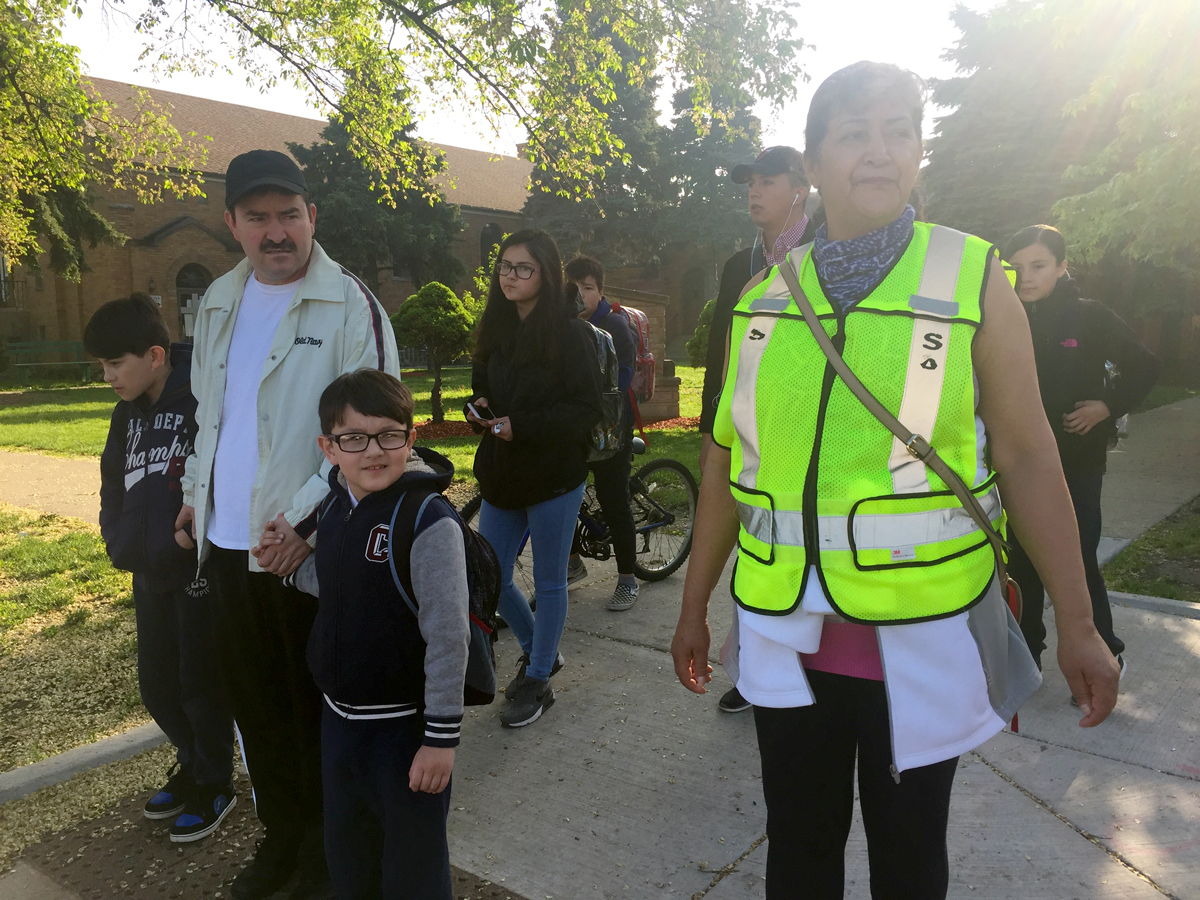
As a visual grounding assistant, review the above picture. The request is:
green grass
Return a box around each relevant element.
[0,386,115,457]
[0,505,131,630]
[0,366,707,478]
[1135,383,1198,413]
[676,365,703,418]
[1103,495,1200,603]
[0,504,145,772]
[0,370,478,458]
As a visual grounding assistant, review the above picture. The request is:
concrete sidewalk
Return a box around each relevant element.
[1097,395,1200,563]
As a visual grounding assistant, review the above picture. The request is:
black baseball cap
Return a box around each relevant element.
[730,146,806,184]
[225,149,309,210]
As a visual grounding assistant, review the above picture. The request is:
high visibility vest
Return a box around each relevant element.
[713,223,1005,623]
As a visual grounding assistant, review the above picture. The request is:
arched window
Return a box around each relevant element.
[176,264,213,339]
[479,224,503,270]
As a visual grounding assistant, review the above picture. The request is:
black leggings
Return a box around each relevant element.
[1008,466,1124,668]
[754,671,959,900]
[572,447,637,574]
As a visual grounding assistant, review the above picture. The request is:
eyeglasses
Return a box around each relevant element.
[324,430,409,452]
[498,260,538,280]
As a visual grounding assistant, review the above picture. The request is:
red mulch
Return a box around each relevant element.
[413,419,476,439]
[644,415,700,430]
[413,415,700,439]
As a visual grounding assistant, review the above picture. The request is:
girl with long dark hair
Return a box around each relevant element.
[466,229,603,728]
[1002,225,1159,677]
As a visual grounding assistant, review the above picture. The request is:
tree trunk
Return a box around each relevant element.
[431,355,443,423]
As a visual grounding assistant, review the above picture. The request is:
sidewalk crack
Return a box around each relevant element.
[689,833,766,900]
[997,731,1200,783]
[970,750,1180,899]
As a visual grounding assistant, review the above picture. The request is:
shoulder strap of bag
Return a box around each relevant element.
[387,489,441,619]
[775,253,1010,586]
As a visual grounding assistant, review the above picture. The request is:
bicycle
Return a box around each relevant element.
[458,437,698,595]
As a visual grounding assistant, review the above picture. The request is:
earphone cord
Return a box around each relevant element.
[753,191,803,280]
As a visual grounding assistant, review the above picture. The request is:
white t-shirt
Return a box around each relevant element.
[207,275,297,550]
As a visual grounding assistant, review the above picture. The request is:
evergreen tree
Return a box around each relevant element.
[291,119,465,292]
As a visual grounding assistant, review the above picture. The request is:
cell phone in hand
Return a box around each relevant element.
[468,402,494,422]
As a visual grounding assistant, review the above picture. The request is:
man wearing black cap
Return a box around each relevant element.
[699,145,815,714]
[176,149,400,899]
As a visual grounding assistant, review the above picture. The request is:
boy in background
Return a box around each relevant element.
[272,369,467,899]
[86,294,234,842]
[564,256,640,611]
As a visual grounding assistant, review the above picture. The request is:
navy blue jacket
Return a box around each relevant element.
[306,446,468,747]
[98,344,198,589]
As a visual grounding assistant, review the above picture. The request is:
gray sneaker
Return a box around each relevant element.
[608,582,639,611]
[501,677,555,728]
[504,651,565,700]
[566,558,588,587]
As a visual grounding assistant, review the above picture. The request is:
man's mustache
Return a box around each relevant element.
[260,238,297,253]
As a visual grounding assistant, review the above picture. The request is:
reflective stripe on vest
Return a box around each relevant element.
[736,484,1001,552]
[888,227,967,494]
[716,222,999,622]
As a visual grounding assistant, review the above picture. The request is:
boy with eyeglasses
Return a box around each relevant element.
[266,368,468,900]
[85,294,235,843]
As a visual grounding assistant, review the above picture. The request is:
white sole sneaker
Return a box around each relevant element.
[169,794,237,843]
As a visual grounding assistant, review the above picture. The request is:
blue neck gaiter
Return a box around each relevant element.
[813,205,916,313]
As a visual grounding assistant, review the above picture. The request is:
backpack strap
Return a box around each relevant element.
[386,488,444,619]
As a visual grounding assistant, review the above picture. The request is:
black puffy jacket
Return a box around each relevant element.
[1024,276,1160,471]
[98,343,198,588]
[468,317,603,509]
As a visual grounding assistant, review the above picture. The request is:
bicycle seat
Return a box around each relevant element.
[631,436,647,455]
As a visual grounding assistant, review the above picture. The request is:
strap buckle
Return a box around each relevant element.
[905,434,932,460]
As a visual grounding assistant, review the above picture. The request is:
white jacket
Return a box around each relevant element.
[726,570,1042,773]
[182,242,400,570]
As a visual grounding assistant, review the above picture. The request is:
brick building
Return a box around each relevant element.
[1,79,531,346]
[0,79,683,416]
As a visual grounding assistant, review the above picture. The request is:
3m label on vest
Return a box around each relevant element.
[890,546,917,562]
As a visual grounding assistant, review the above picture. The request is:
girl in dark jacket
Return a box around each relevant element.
[466,229,603,728]
[1003,225,1160,676]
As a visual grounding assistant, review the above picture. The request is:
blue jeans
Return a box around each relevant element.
[479,483,586,682]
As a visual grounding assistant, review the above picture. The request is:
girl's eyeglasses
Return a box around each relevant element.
[498,261,537,280]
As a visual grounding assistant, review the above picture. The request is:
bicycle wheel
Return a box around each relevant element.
[629,458,697,581]
[459,493,536,598]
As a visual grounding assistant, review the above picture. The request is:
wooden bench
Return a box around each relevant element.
[7,341,97,383]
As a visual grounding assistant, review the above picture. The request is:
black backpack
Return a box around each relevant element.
[584,322,628,462]
[387,489,501,706]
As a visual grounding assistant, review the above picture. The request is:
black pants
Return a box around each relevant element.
[1009,467,1124,668]
[207,547,324,843]
[572,442,637,574]
[322,706,452,900]
[754,671,959,900]
[133,574,234,787]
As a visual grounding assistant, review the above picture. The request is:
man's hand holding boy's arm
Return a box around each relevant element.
[409,746,455,794]
[253,514,310,575]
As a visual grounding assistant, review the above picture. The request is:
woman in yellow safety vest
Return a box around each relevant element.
[671,61,1120,900]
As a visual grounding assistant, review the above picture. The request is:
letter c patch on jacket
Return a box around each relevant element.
[365,524,390,562]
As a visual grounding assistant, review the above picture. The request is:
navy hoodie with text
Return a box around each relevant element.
[98,343,198,589]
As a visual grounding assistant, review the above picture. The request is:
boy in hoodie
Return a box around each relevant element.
[283,368,468,899]
[86,294,235,843]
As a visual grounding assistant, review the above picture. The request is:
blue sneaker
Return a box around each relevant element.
[169,783,237,843]
[143,763,193,820]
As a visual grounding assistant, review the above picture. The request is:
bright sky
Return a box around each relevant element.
[64,0,995,156]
